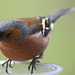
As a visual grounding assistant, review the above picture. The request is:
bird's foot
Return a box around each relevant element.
[2,59,13,74]
[28,57,40,74]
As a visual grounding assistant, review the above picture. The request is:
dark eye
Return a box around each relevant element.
[6,33,12,38]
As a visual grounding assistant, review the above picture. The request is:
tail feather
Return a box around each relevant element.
[46,8,75,23]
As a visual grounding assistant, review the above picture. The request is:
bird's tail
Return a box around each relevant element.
[46,8,75,23]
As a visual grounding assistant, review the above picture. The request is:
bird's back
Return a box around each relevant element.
[17,18,40,27]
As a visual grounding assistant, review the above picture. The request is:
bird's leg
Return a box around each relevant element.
[28,52,43,74]
[2,59,12,74]
[37,52,43,59]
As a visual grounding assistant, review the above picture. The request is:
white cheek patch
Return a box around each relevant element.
[50,23,54,30]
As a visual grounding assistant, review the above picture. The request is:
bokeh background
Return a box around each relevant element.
[0,0,75,75]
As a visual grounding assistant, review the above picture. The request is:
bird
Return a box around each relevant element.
[0,8,75,74]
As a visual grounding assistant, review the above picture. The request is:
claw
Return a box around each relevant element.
[2,59,13,74]
[28,57,40,74]
[6,62,9,74]
[34,65,36,70]
[9,60,13,68]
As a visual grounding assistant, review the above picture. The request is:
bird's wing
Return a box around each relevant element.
[29,24,42,35]
[18,17,43,35]
[29,17,51,37]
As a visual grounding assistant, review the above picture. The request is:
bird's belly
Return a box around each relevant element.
[0,32,50,61]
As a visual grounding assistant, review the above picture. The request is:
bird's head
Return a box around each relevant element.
[0,19,29,45]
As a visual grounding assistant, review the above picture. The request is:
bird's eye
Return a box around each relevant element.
[6,33,12,38]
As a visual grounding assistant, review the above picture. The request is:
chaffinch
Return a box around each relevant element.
[0,8,75,74]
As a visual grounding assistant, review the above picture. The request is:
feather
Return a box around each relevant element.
[46,8,75,23]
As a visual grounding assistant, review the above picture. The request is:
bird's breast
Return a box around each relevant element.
[0,32,50,61]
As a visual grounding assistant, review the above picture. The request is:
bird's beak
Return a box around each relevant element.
[0,32,4,41]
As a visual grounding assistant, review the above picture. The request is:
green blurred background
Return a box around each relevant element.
[0,0,75,75]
